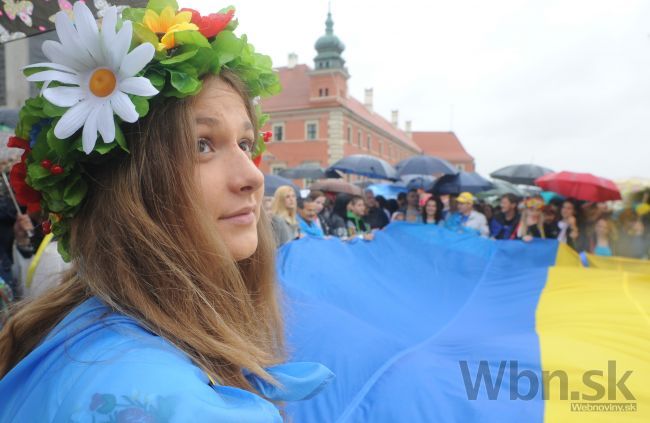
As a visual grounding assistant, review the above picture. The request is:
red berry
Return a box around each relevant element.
[50,165,64,175]
[262,131,272,142]
[42,220,52,234]
[41,159,52,169]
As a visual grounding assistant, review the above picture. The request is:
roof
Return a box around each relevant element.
[412,132,474,163]
[261,65,421,152]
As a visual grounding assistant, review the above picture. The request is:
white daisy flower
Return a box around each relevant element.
[24,2,158,154]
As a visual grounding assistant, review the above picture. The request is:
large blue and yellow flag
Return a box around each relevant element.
[279,222,650,422]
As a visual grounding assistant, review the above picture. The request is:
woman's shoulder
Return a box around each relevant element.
[0,298,286,422]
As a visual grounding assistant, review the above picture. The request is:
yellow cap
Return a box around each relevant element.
[457,192,475,204]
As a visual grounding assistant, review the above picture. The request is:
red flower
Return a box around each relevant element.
[181,8,234,39]
[9,162,41,214]
[262,131,272,143]
[7,135,41,213]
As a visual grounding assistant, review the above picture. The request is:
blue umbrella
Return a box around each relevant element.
[402,175,436,191]
[264,174,299,197]
[328,154,397,180]
[395,155,458,177]
[367,183,408,200]
[431,172,494,195]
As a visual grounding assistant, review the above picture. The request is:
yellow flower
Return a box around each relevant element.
[143,6,198,50]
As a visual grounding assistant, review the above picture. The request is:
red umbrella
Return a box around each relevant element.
[535,171,621,202]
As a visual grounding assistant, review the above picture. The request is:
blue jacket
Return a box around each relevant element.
[298,215,325,238]
[0,297,333,422]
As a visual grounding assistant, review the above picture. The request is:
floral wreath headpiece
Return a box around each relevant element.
[8,0,279,261]
[524,198,544,210]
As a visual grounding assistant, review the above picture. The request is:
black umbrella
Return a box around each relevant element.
[328,154,397,180]
[278,164,327,179]
[0,1,147,43]
[431,172,494,195]
[490,164,554,186]
[395,155,458,177]
[264,174,299,197]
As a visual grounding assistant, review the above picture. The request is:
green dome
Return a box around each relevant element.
[314,12,346,70]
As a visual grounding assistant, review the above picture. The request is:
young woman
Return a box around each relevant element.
[556,199,581,250]
[516,197,555,241]
[270,185,300,246]
[421,196,443,224]
[0,3,331,421]
[589,217,618,256]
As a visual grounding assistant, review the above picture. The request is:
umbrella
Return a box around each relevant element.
[309,179,363,195]
[490,164,554,186]
[278,164,327,179]
[328,154,397,180]
[535,171,621,202]
[395,155,458,177]
[0,1,147,43]
[402,175,436,191]
[367,183,408,200]
[477,179,527,199]
[264,174,299,197]
[431,172,494,195]
[616,178,650,197]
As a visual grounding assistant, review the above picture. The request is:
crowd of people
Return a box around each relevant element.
[266,185,650,260]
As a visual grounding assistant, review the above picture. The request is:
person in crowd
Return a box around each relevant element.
[516,196,557,241]
[329,193,351,238]
[479,203,494,223]
[542,205,560,239]
[556,199,581,250]
[363,189,389,229]
[442,192,489,237]
[270,185,300,246]
[345,196,374,240]
[396,192,407,211]
[577,202,608,249]
[307,190,328,233]
[0,3,331,421]
[375,195,392,221]
[386,199,400,217]
[262,196,274,215]
[422,196,443,224]
[297,197,325,238]
[402,189,422,223]
[588,217,618,256]
[617,214,649,259]
[490,194,520,240]
[439,194,452,220]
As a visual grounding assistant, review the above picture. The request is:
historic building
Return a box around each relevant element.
[259,11,475,176]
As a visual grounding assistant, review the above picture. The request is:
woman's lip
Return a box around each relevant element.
[219,211,255,225]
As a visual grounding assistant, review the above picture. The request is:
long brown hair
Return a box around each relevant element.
[0,71,285,390]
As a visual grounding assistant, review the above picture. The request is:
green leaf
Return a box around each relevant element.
[121,7,146,23]
[63,176,87,207]
[169,70,201,95]
[93,139,118,155]
[130,95,150,117]
[27,163,51,182]
[173,30,210,49]
[46,127,76,157]
[146,0,178,14]
[211,31,243,65]
[133,22,160,49]
[42,100,67,118]
[160,47,198,65]
[115,125,129,153]
[145,67,166,90]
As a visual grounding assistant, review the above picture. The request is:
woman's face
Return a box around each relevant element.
[425,200,437,217]
[313,196,326,214]
[561,202,575,220]
[284,190,297,210]
[193,78,263,261]
[595,219,609,237]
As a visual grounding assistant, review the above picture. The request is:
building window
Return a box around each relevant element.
[272,123,284,141]
[270,164,286,175]
[305,121,318,140]
[347,125,352,144]
[366,134,372,150]
[378,140,383,156]
[357,130,362,147]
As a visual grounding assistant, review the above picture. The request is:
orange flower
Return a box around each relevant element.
[143,6,198,50]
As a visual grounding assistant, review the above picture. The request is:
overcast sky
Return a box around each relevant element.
[183,0,650,180]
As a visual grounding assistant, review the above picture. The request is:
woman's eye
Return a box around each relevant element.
[198,138,212,154]
[239,139,254,154]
